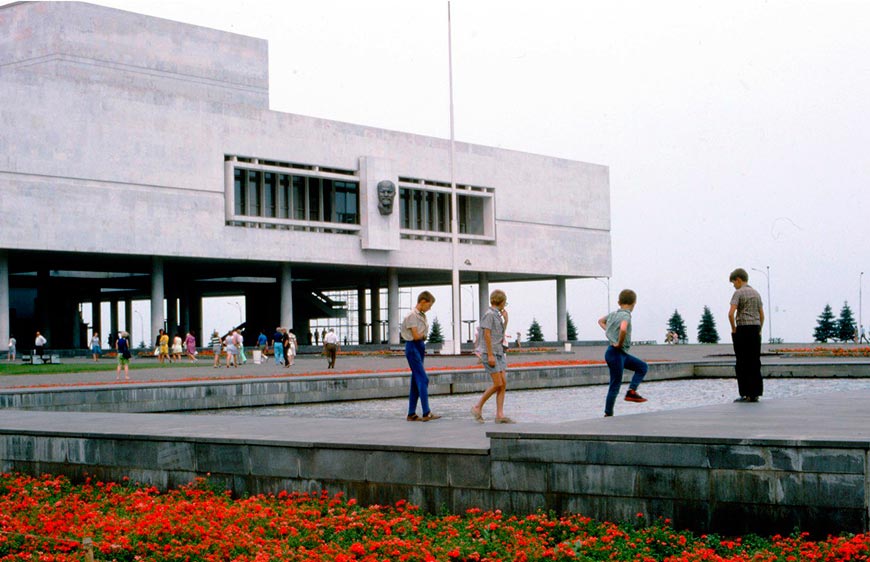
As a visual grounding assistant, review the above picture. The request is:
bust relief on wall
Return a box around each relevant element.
[377,180,396,215]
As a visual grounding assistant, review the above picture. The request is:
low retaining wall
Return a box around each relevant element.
[0,362,693,413]
[488,429,867,537]
[0,412,496,517]
[694,362,870,378]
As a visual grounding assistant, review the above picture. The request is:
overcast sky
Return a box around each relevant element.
[94,0,870,344]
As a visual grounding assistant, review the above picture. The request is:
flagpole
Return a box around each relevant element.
[447,1,462,355]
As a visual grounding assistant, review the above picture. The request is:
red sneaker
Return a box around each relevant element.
[624,389,648,403]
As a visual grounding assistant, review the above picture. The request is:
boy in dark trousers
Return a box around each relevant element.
[728,268,764,402]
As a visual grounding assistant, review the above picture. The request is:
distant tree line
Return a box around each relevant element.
[436,301,860,346]
[813,302,856,343]
[430,312,581,345]
[666,307,721,344]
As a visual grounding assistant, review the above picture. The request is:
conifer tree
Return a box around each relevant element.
[836,302,857,342]
[428,317,444,344]
[667,310,688,343]
[566,312,578,341]
[813,304,837,343]
[527,318,545,342]
[696,306,720,344]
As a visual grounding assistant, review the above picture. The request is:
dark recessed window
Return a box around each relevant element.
[230,163,360,228]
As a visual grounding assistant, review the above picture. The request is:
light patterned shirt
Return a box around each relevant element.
[401,308,428,341]
[480,307,506,355]
[730,285,763,326]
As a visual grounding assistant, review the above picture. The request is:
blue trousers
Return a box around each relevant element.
[604,345,648,416]
[273,342,284,365]
[405,340,431,416]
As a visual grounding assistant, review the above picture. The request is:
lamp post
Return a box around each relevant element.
[228,301,242,328]
[594,277,611,314]
[462,319,476,343]
[463,285,476,321]
[133,310,144,347]
[751,266,772,343]
[462,285,477,342]
[860,271,864,337]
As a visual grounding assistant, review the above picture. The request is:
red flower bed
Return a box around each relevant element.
[775,347,870,358]
[1,473,869,561]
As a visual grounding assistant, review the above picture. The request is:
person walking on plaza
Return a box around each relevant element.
[171,333,183,362]
[7,336,16,361]
[598,289,649,417]
[157,329,170,365]
[284,329,297,367]
[272,327,285,367]
[34,331,47,358]
[115,331,131,381]
[234,330,247,364]
[728,268,765,402]
[402,291,441,422]
[210,330,223,368]
[184,331,198,362]
[90,332,102,361]
[224,331,238,368]
[323,328,339,369]
[471,289,514,424]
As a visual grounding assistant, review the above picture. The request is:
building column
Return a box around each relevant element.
[280,263,293,330]
[36,268,49,343]
[180,285,202,344]
[556,277,568,342]
[357,286,367,344]
[0,251,8,353]
[109,299,119,346]
[370,276,381,344]
[91,296,102,342]
[191,292,203,346]
[478,273,489,320]
[180,286,191,334]
[388,268,399,345]
[72,302,84,350]
[166,294,178,336]
[124,300,133,338]
[150,257,165,346]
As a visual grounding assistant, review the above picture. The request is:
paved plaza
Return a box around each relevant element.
[3,343,865,390]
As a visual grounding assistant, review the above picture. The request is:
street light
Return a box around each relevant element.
[133,310,144,347]
[463,285,475,321]
[751,266,772,343]
[860,272,864,337]
[462,319,476,343]
[228,301,243,328]
[594,277,611,314]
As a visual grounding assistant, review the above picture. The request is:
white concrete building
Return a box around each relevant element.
[0,1,610,350]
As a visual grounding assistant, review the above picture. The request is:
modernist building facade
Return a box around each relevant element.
[0,2,611,350]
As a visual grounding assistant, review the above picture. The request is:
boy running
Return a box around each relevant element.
[598,289,648,417]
